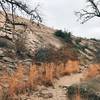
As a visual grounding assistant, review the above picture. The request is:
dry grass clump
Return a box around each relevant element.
[0,86,3,100]
[55,63,65,78]
[28,64,39,89]
[63,60,80,75]
[0,63,55,99]
[0,64,25,99]
[7,64,24,98]
[42,63,55,86]
[0,60,81,99]
[83,63,100,80]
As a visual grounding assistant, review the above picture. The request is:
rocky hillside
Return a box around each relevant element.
[72,37,100,65]
[0,12,63,50]
[0,11,100,100]
[0,11,100,68]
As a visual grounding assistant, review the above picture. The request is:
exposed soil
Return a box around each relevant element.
[19,73,83,100]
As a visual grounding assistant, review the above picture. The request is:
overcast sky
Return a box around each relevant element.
[26,0,100,39]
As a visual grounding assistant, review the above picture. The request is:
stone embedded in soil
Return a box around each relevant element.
[8,64,16,69]
[2,83,9,88]
[30,86,54,99]
[6,67,15,75]
[42,93,53,99]
[38,89,53,99]
[0,50,4,57]
[3,57,14,63]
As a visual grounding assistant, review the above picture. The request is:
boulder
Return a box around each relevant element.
[0,50,4,57]
[0,38,15,49]
[2,57,14,63]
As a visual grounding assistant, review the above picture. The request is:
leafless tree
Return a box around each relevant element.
[75,0,100,24]
[0,0,42,29]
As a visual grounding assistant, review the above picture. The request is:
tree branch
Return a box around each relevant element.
[75,0,100,23]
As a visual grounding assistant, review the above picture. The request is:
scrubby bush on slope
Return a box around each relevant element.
[54,30,72,42]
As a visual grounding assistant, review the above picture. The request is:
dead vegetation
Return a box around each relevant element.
[82,63,100,81]
[66,63,100,100]
[63,60,80,75]
[0,59,80,100]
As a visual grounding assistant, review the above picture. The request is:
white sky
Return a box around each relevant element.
[25,0,100,39]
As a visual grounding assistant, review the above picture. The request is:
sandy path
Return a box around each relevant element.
[20,73,83,100]
[56,73,83,87]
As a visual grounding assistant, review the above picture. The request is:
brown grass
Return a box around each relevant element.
[55,63,65,78]
[63,60,80,75]
[42,63,55,86]
[0,60,81,99]
[8,64,24,96]
[28,64,38,89]
[83,63,100,80]
[0,86,3,100]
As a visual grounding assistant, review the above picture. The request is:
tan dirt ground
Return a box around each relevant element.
[20,73,83,100]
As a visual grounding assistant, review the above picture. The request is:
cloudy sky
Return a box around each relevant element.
[26,0,100,39]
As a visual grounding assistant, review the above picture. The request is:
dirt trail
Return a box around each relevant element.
[55,73,83,87]
[21,73,83,100]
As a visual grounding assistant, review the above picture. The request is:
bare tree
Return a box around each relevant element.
[0,0,42,29]
[75,0,100,24]
[0,0,43,57]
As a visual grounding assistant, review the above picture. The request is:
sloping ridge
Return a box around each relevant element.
[0,11,100,64]
[0,11,64,52]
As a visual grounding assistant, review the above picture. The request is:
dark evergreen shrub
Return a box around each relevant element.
[34,48,51,63]
[54,30,72,42]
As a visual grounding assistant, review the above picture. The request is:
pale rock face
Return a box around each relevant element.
[23,23,64,53]
[0,13,5,27]
[0,31,13,39]
[0,12,64,53]
[25,29,64,52]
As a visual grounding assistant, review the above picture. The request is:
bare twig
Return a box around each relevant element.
[75,0,100,23]
[0,0,42,27]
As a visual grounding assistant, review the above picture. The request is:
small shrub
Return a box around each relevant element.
[79,85,89,96]
[74,44,88,52]
[54,30,65,38]
[75,38,81,44]
[54,30,72,42]
[90,38,97,41]
[15,33,29,58]
[74,39,88,52]
[67,84,78,95]
[34,48,52,63]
